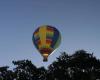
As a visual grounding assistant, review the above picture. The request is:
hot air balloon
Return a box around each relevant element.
[32,25,61,62]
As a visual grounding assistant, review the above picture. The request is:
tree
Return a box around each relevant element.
[48,52,71,80]
[12,60,39,80]
[0,66,14,80]
[48,50,100,80]
[0,50,100,80]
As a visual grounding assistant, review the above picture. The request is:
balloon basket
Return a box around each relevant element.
[43,58,48,62]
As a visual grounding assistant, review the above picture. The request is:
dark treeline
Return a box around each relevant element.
[0,50,100,80]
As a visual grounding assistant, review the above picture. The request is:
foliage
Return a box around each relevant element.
[0,50,100,80]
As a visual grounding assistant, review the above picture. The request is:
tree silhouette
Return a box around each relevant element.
[12,60,47,80]
[0,66,14,80]
[0,50,100,80]
[48,50,100,80]
[48,52,71,80]
[13,60,39,80]
[38,67,47,80]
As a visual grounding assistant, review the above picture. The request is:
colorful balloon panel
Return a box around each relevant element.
[32,25,61,61]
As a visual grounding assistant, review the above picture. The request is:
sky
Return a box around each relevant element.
[0,0,100,69]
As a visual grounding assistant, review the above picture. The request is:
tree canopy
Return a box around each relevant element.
[0,50,100,80]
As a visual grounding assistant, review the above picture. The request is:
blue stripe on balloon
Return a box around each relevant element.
[51,28,59,48]
[32,35,39,49]
[32,28,40,49]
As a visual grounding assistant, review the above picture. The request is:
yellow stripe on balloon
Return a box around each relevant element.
[38,44,41,49]
[47,31,54,37]
[39,26,46,48]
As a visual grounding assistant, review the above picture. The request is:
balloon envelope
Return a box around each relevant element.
[32,25,61,62]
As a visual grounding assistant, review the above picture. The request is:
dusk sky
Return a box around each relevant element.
[0,0,100,68]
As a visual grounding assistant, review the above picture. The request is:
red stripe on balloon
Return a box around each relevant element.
[46,39,52,44]
[40,48,53,54]
[37,40,41,45]
[47,27,54,32]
